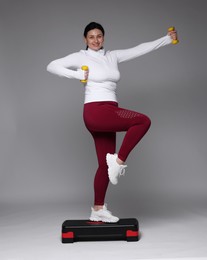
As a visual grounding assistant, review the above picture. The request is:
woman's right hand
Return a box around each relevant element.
[84,69,89,81]
[77,68,89,81]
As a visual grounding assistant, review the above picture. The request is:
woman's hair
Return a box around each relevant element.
[83,22,105,50]
[83,22,105,38]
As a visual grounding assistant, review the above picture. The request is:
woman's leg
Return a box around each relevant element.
[89,130,119,222]
[91,131,116,206]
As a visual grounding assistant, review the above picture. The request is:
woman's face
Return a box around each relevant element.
[84,29,104,51]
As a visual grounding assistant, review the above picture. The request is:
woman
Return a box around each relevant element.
[47,22,177,223]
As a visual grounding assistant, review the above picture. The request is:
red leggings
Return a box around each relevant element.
[83,101,151,205]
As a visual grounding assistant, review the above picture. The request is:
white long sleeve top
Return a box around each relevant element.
[47,35,172,103]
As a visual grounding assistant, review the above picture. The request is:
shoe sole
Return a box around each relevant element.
[106,154,118,185]
[90,216,119,223]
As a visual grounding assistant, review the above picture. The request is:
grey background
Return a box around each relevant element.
[1,0,206,206]
[0,0,207,259]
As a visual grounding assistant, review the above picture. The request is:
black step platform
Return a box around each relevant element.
[62,218,139,243]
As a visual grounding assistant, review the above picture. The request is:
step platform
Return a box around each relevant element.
[62,218,139,243]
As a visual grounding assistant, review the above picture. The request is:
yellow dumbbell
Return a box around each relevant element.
[168,27,179,44]
[80,65,88,83]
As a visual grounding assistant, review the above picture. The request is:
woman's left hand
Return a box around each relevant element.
[168,29,178,41]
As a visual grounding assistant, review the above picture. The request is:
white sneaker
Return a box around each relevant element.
[89,204,119,223]
[106,153,127,185]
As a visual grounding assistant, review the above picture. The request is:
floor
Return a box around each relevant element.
[0,199,207,260]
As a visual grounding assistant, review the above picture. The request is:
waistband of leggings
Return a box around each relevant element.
[84,101,118,107]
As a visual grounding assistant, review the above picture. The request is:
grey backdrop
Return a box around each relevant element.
[1,0,206,212]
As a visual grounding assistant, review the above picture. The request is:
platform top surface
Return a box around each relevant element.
[62,218,138,228]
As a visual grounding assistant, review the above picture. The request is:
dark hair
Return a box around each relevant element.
[83,22,105,50]
[84,22,105,38]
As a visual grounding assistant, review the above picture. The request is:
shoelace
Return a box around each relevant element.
[118,165,127,176]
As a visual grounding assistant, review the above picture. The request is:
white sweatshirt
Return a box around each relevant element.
[47,35,172,103]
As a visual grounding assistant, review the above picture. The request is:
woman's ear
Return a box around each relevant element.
[84,37,87,45]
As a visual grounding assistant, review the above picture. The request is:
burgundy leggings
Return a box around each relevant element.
[83,101,151,205]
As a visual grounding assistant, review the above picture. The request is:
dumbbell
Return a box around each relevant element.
[80,65,88,83]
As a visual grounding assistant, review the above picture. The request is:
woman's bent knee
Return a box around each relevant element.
[135,113,151,129]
